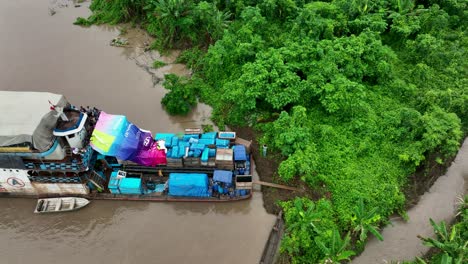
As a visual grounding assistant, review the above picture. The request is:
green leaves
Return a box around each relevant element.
[351,198,384,242]
[145,0,196,48]
[421,107,462,156]
[418,214,468,263]
[315,229,355,263]
[261,106,311,156]
[281,198,355,263]
[161,74,198,115]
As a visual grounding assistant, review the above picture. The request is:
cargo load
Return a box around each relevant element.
[90,112,166,166]
[168,173,210,197]
[213,170,233,184]
[234,145,247,161]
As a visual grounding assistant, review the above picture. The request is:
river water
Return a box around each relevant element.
[0,1,275,263]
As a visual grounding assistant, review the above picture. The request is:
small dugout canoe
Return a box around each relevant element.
[34,197,90,214]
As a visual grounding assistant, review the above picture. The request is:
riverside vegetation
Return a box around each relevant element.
[75,0,467,263]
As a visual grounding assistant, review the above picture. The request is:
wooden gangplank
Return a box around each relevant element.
[253,181,299,191]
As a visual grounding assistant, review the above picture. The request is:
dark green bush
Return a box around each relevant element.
[161,74,198,115]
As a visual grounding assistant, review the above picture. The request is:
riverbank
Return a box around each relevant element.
[352,138,467,263]
[234,125,466,214]
[232,127,321,215]
[236,126,467,263]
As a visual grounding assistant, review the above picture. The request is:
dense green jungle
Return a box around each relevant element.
[76,0,467,262]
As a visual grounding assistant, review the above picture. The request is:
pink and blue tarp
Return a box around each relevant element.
[90,112,166,166]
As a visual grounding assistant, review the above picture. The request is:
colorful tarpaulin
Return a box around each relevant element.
[90,112,166,166]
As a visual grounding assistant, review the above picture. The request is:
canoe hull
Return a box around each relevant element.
[34,197,90,214]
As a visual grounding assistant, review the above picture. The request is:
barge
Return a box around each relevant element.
[0,91,253,202]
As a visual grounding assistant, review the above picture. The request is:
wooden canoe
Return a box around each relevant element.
[34,197,90,214]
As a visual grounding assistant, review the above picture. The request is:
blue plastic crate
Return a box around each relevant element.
[183,134,199,142]
[201,132,217,139]
[199,138,215,145]
[119,178,141,189]
[216,138,230,147]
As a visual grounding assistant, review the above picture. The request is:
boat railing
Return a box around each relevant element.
[24,146,93,172]
[87,171,106,190]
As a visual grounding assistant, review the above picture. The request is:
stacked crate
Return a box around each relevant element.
[167,158,183,167]
[215,148,234,170]
[118,178,142,195]
[183,157,201,167]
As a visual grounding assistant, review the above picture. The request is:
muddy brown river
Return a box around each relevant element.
[0,1,275,263]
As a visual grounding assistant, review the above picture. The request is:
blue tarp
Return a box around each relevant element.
[234,145,247,161]
[169,173,210,197]
[213,170,233,184]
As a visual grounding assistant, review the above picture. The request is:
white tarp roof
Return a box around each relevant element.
[0,91,68,151]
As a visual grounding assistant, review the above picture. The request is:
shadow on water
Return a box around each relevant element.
[168,200,252,216]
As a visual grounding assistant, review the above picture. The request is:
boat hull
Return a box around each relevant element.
[2,192,252,202]
[34,197,90,213]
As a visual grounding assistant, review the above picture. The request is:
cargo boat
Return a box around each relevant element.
[0,91,253,202]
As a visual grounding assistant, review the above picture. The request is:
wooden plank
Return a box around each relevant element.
[184,128,201,134]
[253,181,299,191]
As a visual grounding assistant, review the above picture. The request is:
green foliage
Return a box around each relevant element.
[145,0,196,48]
[161,74,198,115]
[152,60,167,69]
[78,0,146,25]
[281,198,355,263]
[315,229,355,264]
[351,198,384,243]
[261,106,311,156]
[76,0,231,49]
[176,47,205,71]
[418,214,467,263]
[193,1,231,44]
[201,124,214,132]
[420,107,462,156]
[74,17,93,26]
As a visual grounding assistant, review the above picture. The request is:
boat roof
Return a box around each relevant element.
[0,91,68,151]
